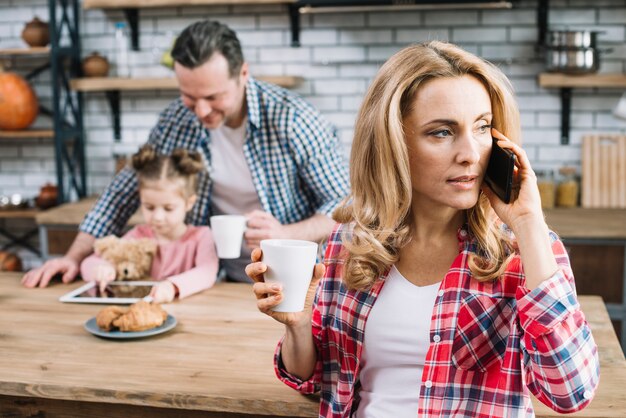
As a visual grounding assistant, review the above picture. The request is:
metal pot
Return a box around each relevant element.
[545,47,599,74]
[546,30,602,49]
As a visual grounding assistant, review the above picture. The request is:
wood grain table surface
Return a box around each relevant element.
[0,273,624,417]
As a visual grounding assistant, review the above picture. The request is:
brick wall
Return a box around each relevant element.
[0,0,625,266]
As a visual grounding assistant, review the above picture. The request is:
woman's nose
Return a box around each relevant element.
[455,133,482,165]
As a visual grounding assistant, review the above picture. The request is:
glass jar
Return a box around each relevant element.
[556,166,579,208]
[536,170,555,209]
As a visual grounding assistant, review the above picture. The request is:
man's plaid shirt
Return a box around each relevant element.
[80,77,350,238]
[275,223,600,417]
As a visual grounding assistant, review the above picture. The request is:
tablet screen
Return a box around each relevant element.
[60,281,160,304]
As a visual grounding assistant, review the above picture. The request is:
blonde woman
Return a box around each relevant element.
[246,42,599,417]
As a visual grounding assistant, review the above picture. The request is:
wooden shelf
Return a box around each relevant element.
[0,47,50,57]
[70,75,304,91]
[544,208,626,240]
[538,73,626,145]
[0,129,54,139]
[539,73,626,89]
[83,0,292,8]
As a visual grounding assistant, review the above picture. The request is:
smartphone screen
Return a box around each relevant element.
[485,138,516,203]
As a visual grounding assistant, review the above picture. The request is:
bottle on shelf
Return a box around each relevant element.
[556,166,579,208]
[536,169,555,209]
[114,22,130,78]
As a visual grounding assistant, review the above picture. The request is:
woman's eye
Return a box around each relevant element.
[477,124,492,134]
[432,129,452,138]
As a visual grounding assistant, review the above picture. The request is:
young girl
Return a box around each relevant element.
[81,145,218,303]
[247,42,600,417]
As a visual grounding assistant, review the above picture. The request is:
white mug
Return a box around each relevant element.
[260,239,318,312]
[210,215,247,259]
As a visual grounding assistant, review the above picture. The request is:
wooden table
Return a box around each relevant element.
[0,274,625,417]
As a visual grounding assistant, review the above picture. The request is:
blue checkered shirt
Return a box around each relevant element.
[80,77,350,242]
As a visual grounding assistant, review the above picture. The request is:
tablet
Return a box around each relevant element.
[59,281,160,304]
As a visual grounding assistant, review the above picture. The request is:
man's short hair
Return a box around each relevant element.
[171,20,244,77]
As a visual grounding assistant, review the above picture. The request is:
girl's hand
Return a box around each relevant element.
[150,281,177,303]
[245,248,324,328]
[95,264,116,294]
[481,129,544,231]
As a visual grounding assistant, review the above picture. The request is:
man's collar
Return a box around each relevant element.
[244,76,261,130]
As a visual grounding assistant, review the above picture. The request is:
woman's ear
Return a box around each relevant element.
[186,194,197,212]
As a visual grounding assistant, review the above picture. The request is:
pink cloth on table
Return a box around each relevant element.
[80,224,219,299]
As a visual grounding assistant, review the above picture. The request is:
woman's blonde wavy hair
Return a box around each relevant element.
[334,41,520,291]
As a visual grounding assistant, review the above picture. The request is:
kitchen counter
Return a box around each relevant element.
[1,273,625,417]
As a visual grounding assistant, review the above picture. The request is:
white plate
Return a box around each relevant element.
[84,314,177,340]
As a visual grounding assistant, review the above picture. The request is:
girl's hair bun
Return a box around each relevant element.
[131,144,159,171]
[171,148,204,175]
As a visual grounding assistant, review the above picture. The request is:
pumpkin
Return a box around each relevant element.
[0,251,22,272]
[0,68,39,130]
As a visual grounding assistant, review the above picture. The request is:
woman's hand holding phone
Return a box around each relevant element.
[482,129,544,232]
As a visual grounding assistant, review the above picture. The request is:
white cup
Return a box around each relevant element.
[260,239,318,312]
[210,215,247,259]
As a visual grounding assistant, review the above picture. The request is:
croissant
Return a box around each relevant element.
[112,301,168,332]
[96,305,128,331]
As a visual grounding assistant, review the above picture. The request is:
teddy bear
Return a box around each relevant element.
[93,235,158,298]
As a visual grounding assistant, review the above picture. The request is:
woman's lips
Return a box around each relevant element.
[447,176,478,190]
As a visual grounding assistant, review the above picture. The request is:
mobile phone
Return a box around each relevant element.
[485,138,516,203]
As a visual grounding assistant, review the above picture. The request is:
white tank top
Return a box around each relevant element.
[355,265,441,418]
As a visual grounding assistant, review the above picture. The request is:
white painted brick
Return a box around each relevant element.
[572,96,617,112]
[21,147,55,159]
[519,111,535,127]
[23,173,56,187]
[121,113,159,128]
[511,78,538,94]
[422,11,478,26]
[283,64,338,78]
[367,11,422,28]
[259,14,290,30]
[233,4,285,14]
[339,63,380,78]
[340,95,363,112]
[396,29,450,44]
[0,146,20,158]
[312,14,366,29]
[367,46,402,62]
[517,94,561,111]
[482,10,536,25]
[509,27,538,44]
[0,160,42,172]
[259,46,311,63]
[339,29,392,45]
[306,96,340,112]
[481,44,537,61]
[250,63,284,76]
[453,28,508,44]
[537,145,582,162]
[521,129,561,146]
[549,9,596,25]
[314,79,365,95]
[597,113,626,128]
[238,30,285,47]
[313,46,365,64]
[300,29,339,46]
[599,8,626,24]
[84,114,113,128]
[599,61,624,74]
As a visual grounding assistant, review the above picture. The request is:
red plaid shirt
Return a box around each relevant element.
[275,223,600,417]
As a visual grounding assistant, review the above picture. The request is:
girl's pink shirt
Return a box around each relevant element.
[80,224,219,299]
